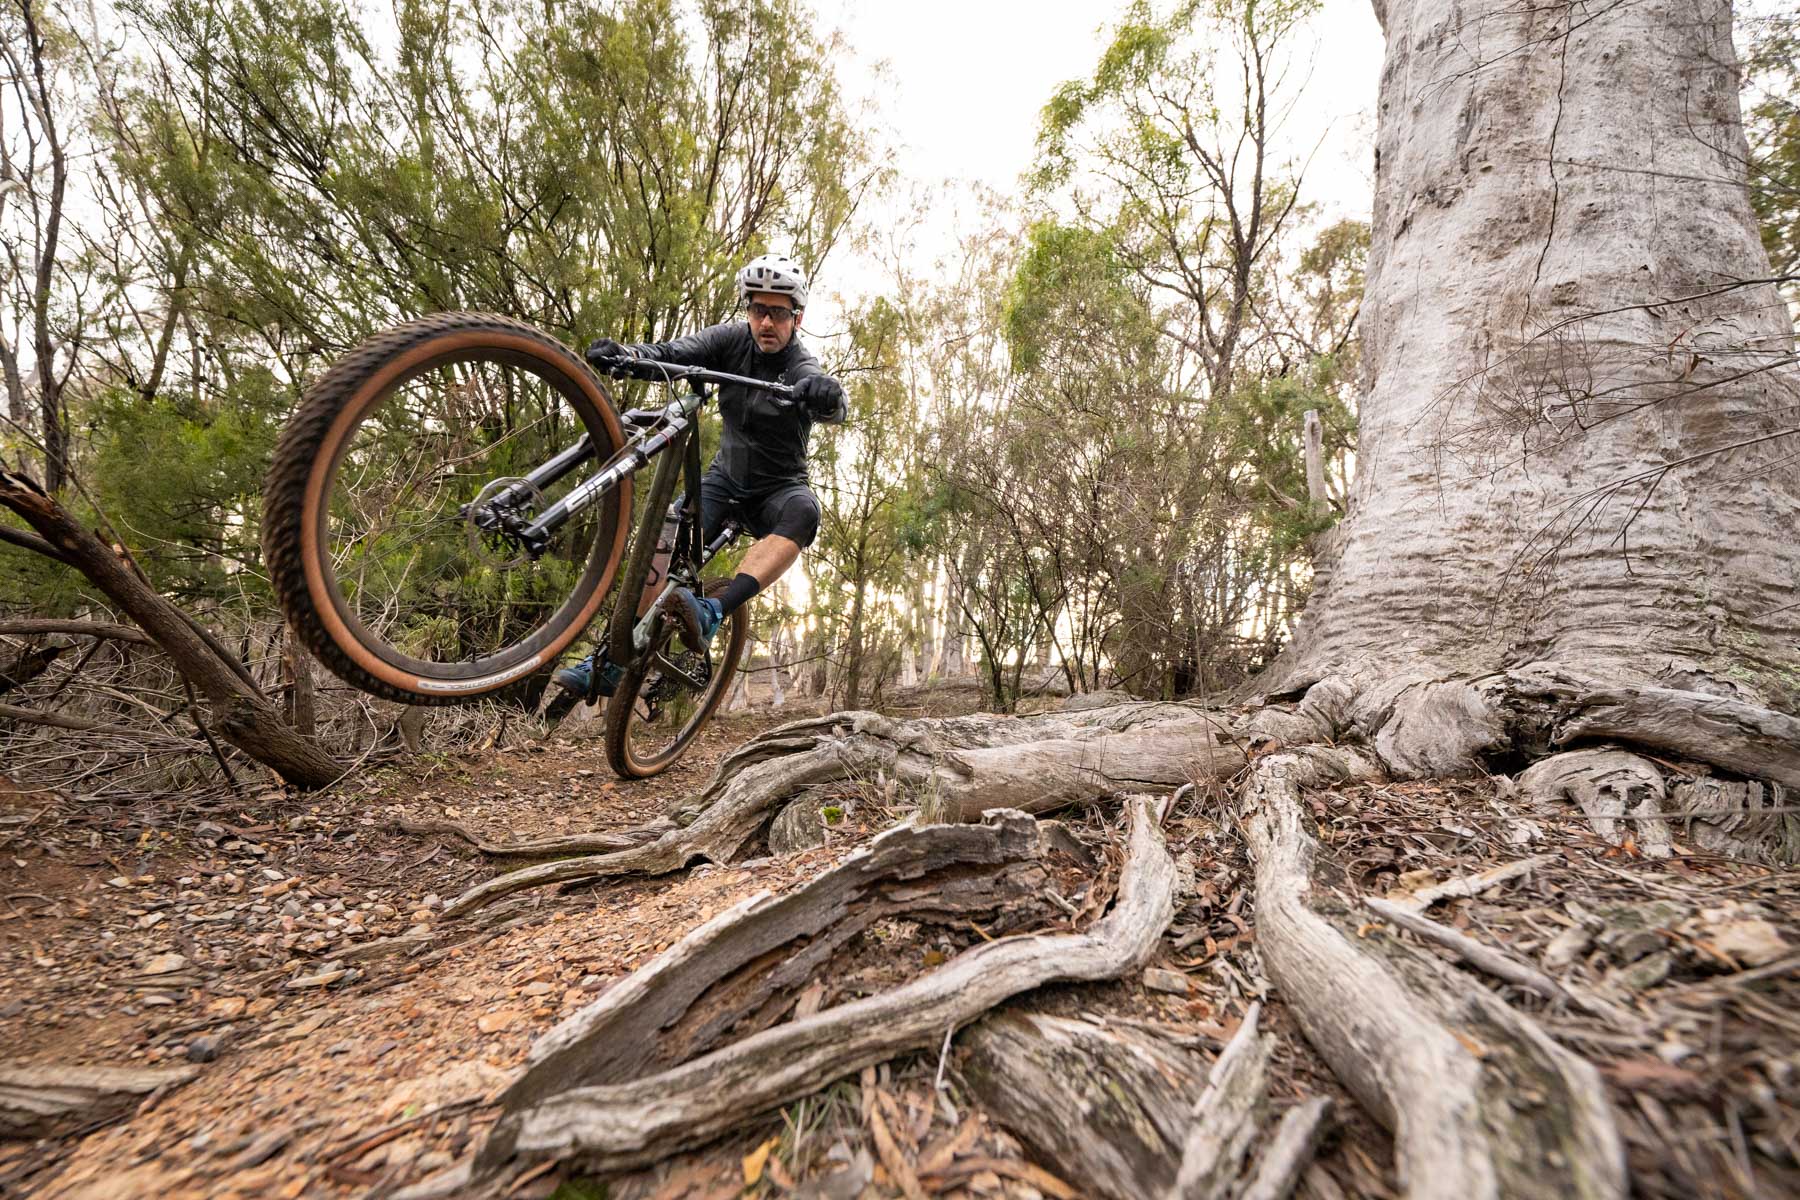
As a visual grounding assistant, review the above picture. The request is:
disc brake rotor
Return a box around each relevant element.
[463,476,546,569]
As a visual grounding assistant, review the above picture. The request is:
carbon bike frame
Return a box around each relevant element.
[464,362,794,560]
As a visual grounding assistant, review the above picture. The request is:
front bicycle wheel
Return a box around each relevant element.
[264,313,631,704]
[602,596,748,778]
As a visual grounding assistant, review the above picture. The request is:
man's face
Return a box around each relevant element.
[745,291,800,353]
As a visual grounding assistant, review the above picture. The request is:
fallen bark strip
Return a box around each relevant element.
[471,797,1174,1179]
[1241,748,1627,1200]
[393,818,642,856]
[446,707,1239,915]
[0,1063,199,1136]
[1171,1001,1271,1200]
[1236,1096,1334,1200]
[960,1011,1207,1200]
[1389,854,1557,914]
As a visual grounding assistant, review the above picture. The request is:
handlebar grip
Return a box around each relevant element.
[593,356,677,383]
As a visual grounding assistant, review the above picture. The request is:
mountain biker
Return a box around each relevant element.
[553,253,847,700]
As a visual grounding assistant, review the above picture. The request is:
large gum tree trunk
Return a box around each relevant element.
[1275,0,1800,698]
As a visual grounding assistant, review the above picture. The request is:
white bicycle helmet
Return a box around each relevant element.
[736,253,809,309]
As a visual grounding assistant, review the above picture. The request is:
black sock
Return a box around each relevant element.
[717,572,761,616]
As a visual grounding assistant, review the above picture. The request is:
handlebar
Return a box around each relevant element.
[590,355,797,404]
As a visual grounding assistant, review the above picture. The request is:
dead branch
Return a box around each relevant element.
[0,618,153,644]
[1387,854,1557,913]
[0,467,341,787]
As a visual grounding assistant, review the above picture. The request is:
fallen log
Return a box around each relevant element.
[470,798,1174,1181]
[0,1063,198,1136]
[1241,748,1627,1200]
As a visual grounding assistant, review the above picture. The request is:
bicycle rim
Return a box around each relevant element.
[604,608,746,778]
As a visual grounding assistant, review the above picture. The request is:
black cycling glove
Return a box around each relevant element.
[585,337,631,365]
[794,374,845,418]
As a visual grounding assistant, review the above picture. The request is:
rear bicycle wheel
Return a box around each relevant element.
[264,312,631,704]
[602,595,748,779]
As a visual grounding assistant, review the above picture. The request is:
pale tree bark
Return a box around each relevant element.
[1273,0,1800,699]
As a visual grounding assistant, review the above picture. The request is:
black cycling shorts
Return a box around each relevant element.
[699,469,821,549]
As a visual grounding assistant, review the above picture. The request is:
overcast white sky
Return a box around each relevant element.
[804,0,1387,329]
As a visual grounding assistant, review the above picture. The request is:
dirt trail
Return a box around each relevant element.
[4,688,1796,1200]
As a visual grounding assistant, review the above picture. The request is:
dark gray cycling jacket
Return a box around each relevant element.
[625,321,845,493]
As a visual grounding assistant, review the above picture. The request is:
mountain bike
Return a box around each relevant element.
[263,311,780,778]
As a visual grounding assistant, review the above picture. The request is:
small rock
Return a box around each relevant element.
[138,912,167,930]
[286,968,348,990]
[1143,967,1190,995]
[187,1033,226,1062]
[416,1150,454,1172]
[141,952,190,975]
[521,982,553,997]
[476,1009,519,1034]
[205,996,248,1018]
[1593,901,1690,963]
[1542,925,1593,970]
[262,868,284,881]
[422,894,443,911]
[1608,951,1674,992]
[325,1040,354,1056]
[141,993,177,1007]
[578,974,610,992]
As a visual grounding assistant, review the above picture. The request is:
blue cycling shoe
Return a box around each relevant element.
[554,650,622,699]
[667,588,724,652]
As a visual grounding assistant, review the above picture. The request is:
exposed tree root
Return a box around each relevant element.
[404,664,1800,1192]
[0,1063,198,1136]
[1518,750,1675,856]
[446,706,1238,914]
[1241,748,1627,1200]
[960,1011,1207,1199]
[465,799,1174,1184]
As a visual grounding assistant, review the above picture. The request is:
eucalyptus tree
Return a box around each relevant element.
[808,297,927,708]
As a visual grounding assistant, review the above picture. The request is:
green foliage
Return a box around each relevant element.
[1745,15,1800,281]
[4,0,873,631]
